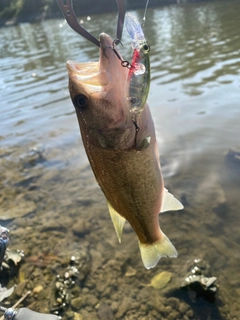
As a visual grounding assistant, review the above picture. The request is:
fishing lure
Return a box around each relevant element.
[125,12,150,117]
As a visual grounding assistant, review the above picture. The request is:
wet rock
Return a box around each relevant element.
[124,266,137,277]
[97,302,114,320]
[90,249,103,273]
[81,293,98,308]
[79,309,98,320]
[115,297,139,319]
[168,310,180,320]
[0,200,36,220]
[6,249,24,266]
[96,282,107,295]
[71,297,83,310]
[14,280,27,297]
[111,300,119,313]
[20,145,46,168]
[73,313,83,320]
[72,219,90,237]
[167,297,179,310]
[51,255,91,314]
[33,284,43,295]
[178,301,190,315]
[181,259,217,303]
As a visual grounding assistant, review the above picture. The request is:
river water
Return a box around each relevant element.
[0,1,240,319]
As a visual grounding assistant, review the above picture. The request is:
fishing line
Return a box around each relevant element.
[142,0,150,28]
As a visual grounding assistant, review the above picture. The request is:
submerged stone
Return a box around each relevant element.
[181,259,218,303]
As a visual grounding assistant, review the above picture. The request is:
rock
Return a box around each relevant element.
[167,297,179,310]
[74,313,83,320]
[72,219,90,237]
[179,302,190,315]
[79,309,98,320]
[14,281,27,297]
[71,297,83,310]
[33,285,43,295]
[90,249,103,273]
[115,297,139,319]
[0,200,36,220]
[124,266,137,277]
[168,310,181,320]
[111,301,119,313]
[181,259,217,303]
[97,302,114,320]
[83,294,98,307]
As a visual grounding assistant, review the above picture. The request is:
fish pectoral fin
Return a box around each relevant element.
[107,201,126,243]
[139,232,178,269]
[160,188,184,213]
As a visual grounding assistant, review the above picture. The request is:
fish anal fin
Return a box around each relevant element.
[107,201,126,243]
[160,188,184,213]
[139,232,178,269]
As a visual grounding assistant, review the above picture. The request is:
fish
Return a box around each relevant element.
[66,32,183,269]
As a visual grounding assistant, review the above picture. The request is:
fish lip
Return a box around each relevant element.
[99,32,113,50]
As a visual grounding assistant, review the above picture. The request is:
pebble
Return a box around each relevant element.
[14,281,27,297]
[111,301,119,313]
[74,313,83,320]
[115,297,139,319]
[179,302,190,315]
[72,219,90,237]
[33,285,43,294]
[168,310,180,320]
[97,302,114,320]
[167,297,179,310]
[71,297,83,310]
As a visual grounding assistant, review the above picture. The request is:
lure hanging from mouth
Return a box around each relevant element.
[125,12,150,118]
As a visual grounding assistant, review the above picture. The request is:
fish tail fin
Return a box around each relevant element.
[138,232,178,269]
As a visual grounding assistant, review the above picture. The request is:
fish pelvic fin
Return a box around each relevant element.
[160,188,184,213]
[138,232,178,269]
[107,201,126,243]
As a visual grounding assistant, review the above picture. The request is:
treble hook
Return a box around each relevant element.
[56,0,126,47]
[110,39,134,69]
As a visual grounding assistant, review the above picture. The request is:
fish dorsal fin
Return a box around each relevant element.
[160,188,184,213]
[107,201,126,243]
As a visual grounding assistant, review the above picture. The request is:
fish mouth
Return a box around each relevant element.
[66,33,127,91]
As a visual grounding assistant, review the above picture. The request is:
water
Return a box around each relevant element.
[0,1,240,319]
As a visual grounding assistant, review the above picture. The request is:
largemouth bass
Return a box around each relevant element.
[67,33,183,269]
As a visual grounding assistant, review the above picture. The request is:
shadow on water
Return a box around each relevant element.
[0,0,240,319]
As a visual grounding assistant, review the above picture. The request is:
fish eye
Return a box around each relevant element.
[74,94,88,111]
[142,44,150,53]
